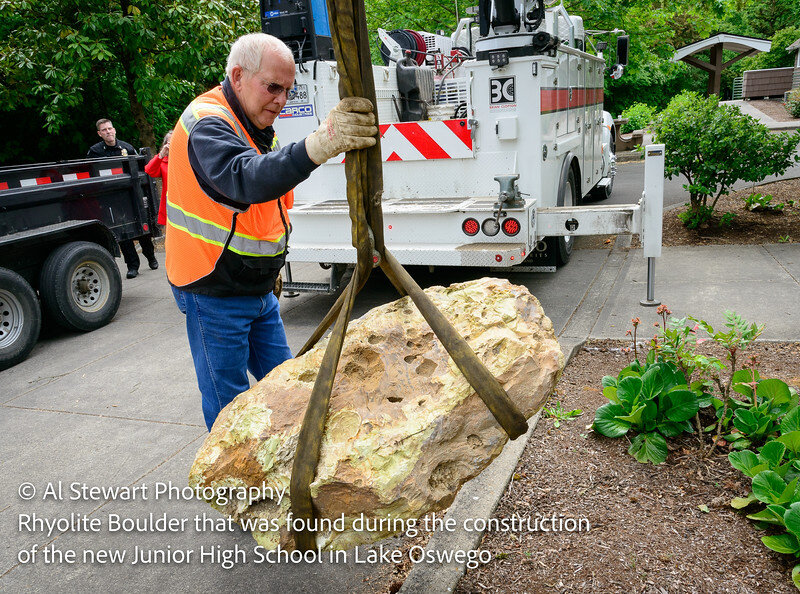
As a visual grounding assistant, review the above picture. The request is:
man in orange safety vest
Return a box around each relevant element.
[167,33,377,430]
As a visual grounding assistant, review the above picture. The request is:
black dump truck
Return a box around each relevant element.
[0,154,160,370]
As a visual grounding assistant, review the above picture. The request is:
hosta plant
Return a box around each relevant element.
[593,354,705,464]
[729,400,800,590]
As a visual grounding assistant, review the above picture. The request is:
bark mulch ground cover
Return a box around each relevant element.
[749,100,800,124]
[660,178,800,247]
[458,340,800,593]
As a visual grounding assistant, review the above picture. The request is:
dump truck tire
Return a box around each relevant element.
[0,267,41,370]
[39,241,121,332]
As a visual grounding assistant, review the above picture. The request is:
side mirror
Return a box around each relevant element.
[616,35,629,66]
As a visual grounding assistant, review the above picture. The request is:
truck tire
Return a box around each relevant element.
[547,166,579,266]
[0,267,42,371]
[590,132,616,201]
[39,241,122,332]
[590,173,614,201]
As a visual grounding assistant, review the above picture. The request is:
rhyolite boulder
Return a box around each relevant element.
[189,277,564,550]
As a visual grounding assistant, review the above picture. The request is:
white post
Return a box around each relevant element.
[640,144,664,306]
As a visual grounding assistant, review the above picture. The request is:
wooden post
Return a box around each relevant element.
[707,43,723,96]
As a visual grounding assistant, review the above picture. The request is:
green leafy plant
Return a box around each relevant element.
[619,102,655,134]
[718,212,737,228]
[744,193,784,213]
[786,88,800,119]
[676,204,714,230]
[779,235,792,244]
[595,309,783,464]
[651,307,724,386]
[593,356,703,464]
[542,401,582,428]
[729,403,800,588]
[651,91,800,228]
[723,372,796,450]
[688,311,765,455]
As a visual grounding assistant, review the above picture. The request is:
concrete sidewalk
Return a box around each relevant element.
[2,242,799,592]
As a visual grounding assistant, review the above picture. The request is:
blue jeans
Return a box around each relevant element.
[171,287,292,430]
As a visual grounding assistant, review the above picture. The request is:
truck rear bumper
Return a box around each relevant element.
[286,196,535,268]
[287,242,529,267]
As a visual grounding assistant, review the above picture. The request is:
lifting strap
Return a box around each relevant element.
[288,0,529,552]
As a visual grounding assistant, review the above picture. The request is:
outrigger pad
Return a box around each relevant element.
[190,278,564,551]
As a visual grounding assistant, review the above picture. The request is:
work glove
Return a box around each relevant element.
[305,97,378,165]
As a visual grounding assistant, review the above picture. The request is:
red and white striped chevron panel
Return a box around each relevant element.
[338,119,473,163]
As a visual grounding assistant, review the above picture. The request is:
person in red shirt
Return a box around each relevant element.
[144,131,172,226]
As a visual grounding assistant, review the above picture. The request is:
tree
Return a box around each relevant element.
[734,0,800,39]
[564,0,728,114]
[0,0,257,162]
[652,91,800,228]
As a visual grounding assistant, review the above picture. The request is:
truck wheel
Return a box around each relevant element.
[590,173,614,201]
[590,133,616,201]
[39,241,122,332]
[0,268,41,371]
[547,167,579,266]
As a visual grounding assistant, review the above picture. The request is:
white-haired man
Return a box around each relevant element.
[166,33,377,430]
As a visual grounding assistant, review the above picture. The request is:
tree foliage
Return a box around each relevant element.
[0,0,257,164]
[1,0,798,164]
[651,91,800,228]
[727,0,800,39]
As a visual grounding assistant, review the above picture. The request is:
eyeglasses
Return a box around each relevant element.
[242,69,294,97]
[264,81,293,97]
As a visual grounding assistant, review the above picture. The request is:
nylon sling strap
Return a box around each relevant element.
[289,0,529,552]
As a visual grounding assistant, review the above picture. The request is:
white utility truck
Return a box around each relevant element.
[266,0,663,294]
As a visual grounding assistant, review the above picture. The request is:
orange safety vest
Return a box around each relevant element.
[165,86,293,288]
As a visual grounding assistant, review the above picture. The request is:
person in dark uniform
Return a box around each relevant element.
[87,119,158,278]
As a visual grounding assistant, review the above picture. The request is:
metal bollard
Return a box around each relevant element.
[640,144,664,307]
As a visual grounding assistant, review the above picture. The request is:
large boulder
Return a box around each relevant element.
[189,277,563,550]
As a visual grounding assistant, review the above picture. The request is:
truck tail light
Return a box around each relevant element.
[502,218,520,236]
[462,218,479,236]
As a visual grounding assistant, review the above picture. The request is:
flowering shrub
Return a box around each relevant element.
[619,102,655,134]
[593,308,796,463]
[786,88,800,119]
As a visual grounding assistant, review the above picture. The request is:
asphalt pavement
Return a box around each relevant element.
[2,125,800,592]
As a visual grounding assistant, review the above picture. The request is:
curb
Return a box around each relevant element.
[398,339,585,594]
[615,150,643,163]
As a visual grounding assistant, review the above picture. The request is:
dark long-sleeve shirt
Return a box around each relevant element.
[187,78,317,211]
[176,78,318,297]
[87,140,137,158]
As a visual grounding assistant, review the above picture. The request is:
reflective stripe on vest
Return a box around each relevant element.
[166,199,286,257]
[173,99,287,257]
[179,102,250,144]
